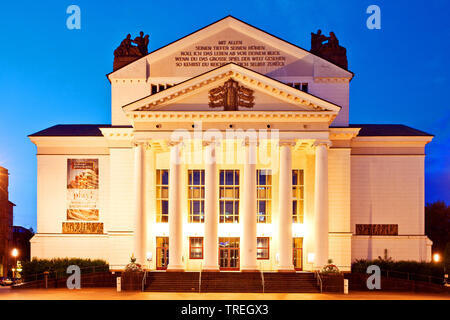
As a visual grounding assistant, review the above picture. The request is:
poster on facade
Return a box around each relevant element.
[67,159,99,221]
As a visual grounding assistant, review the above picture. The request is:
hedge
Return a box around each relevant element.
[22,258,109,279]
[352,259,444,279]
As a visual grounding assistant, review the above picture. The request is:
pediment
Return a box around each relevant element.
[122,63,341,113]
[109,16,353,80]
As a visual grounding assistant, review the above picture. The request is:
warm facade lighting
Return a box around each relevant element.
[307,253,315,263]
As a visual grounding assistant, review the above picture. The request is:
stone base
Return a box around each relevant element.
[202,269,220,272]
[277,268,296,273]
[241,269,259,273]
[166,268,185,272]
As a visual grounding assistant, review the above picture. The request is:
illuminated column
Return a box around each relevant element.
[202,140,220,271]
[241,140,258,272]
[133,142,145,264]
[278,141,295,272]
[313,140,331,269]
[167,141,184,271]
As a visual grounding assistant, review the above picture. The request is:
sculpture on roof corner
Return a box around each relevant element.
[113,31,149,71]
[310,29,348,70]
[208,79,255,111]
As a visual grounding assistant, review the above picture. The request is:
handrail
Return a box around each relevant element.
[315,271,323,293]
[141,269,148,292]
[199,263,202,293]
[260,269,265,293]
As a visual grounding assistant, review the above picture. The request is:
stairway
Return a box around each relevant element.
[144,272,199,292]
[263,272,320,293]
[143,271,320,293]
[201,272,263,293]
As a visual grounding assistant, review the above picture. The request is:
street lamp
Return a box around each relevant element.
[11,248,18,278]
[433,253,441,263]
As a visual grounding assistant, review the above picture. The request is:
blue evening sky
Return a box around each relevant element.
[0,0,448,229]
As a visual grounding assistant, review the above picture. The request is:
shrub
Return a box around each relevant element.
[352,258,444,279]
[22,258,109,279]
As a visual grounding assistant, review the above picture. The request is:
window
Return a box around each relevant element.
[189,237,203,259]
[257,237,270,260]
[292,169,304,223]
[286,82,308,93]
[188,170,205,223]
[219,170,240,223]
[150,83,175,95]
[257,169,272,223]
[156,169,169,223]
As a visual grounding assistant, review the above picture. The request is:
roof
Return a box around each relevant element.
[107,15,354,79]
[29,124,433,137]
[346,124,433,137]
[28,125,132,137]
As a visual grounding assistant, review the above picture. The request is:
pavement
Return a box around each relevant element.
[0,286,449,300]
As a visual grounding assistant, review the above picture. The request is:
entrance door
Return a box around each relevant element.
[293,237,303,271]
[156,237,169,270]
[219,237,240,270]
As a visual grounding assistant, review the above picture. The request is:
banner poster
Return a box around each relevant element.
[67,159,99,221]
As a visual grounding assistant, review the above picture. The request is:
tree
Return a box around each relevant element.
[425,201,450,255]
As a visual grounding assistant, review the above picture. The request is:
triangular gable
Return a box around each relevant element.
[122,63,341,113]
[108,16,353,80]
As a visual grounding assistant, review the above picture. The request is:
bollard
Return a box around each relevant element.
[117,276,121,292]
[344,279,349,294]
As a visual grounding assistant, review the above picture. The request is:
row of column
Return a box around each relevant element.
[133,139,330,271]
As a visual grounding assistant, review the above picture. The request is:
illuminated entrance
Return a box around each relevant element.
[219,237,240,270]
[293,237,303,271]
[156,237,169,270]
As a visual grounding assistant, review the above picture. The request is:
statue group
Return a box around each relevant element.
[114,31,149,57]
[310,30,348,70]
[113,31,149,71]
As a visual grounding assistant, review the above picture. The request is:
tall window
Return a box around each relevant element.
[257,169,272,223]
[292,169,304,223]
[188,170,205,223]
[257,237,270,260]
[189,237,204,259]
[156,169,169,223]
[219,170,240,223]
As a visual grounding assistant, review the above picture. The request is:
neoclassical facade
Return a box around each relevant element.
[29,17,433,272]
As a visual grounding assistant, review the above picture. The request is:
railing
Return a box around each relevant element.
[21,265,110,284]
[379,269,445,285]
[260,270,265,293]
[199,263,202,293]
[141,269,148,292]
[315,270,323,293]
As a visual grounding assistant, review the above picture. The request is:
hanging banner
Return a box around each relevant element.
[66,159,99,221]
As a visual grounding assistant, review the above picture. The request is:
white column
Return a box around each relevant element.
[241,141,258,271]
[167,141,184,271]
[133,142,145,264]
[203,141,220,271]
[278,141,295,272]
[313,141,330,269]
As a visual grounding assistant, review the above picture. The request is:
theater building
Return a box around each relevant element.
[29,16,433,272]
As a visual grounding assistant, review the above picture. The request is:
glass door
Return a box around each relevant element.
[293,237,303,271]
[219,237,240,270]
[156,237,169,270]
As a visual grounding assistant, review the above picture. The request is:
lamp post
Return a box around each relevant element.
[11,248,18,279]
